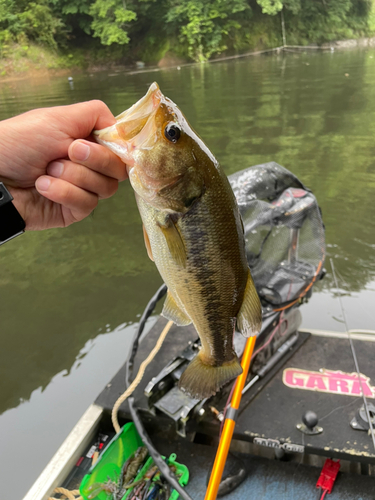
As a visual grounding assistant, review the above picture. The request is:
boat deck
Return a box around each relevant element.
[25,318,375,499]
[153,437,375,500]
[97,317,375,463]
[57,423,375,500]
[93,317,375,498]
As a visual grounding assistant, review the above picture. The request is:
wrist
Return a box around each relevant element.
[0,182,26,244]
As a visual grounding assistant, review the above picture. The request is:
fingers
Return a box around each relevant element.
[34,138,127,227]
[35,176,98,224]
[68,140,128,182]
[46,159,118,200]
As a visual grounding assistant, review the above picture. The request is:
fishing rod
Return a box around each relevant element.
[330,258,375,452]
[205,335,257,500]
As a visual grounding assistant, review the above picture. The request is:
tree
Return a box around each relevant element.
[256,0,283,15]
[166,0,251,62]
[49,0,93,35]
[0,0,64,48]
[89,0,137,45]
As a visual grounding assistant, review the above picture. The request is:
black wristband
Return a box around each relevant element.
[0,182,25,245]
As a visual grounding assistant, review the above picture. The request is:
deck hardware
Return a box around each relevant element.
[350,403,375,432]
[297,410,323,435]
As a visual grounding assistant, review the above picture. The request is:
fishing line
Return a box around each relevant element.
[319,398,358,423]
[330,258,375,452]
[334,266,375,326]
[291,432,304,500]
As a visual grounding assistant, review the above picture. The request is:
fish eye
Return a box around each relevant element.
[164,123,181,143]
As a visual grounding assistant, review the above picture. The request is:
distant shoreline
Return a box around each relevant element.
[1,36,375,83]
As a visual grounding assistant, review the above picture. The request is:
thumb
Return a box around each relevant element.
[55,100,116,139]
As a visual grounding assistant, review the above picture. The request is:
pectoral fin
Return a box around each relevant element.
[158,221,187,268]
[162,291,192,326]
[143,225,154,261]
[236,269,262,337]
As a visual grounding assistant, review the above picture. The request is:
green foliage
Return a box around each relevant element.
[257,0,283,16]
[369,1,375,32]
[0,0,64,49]
[282,0,373,44]
[49,0,92,34]
[19,2,64,48]
[1,0,375,70]
[89,0,137,45]
[256,0,301,16]
[166,0,251,62]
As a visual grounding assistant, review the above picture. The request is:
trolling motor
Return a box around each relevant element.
[231,162,325,307]
[144,162,326,437]
[246,188,318,304]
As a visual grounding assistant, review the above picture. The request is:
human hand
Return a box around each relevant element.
[0,100,127,230]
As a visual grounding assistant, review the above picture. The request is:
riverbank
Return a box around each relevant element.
[0,44,82,81]
[2,36,375,82]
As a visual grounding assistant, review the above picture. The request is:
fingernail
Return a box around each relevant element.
[36,177,51,192]
[47,161,64,178]
[72,141,90,161]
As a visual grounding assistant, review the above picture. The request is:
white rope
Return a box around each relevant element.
[111,320,174,433]
[47,487,82,500]
[48,319,174,499]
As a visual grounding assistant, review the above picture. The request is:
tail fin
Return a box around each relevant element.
[178,354,242,399]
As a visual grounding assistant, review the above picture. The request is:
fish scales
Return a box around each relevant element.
[138,165,246,366]
[94,82,262,399]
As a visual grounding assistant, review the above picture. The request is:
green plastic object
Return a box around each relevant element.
[80,423,143,500]
[79,422,189,500]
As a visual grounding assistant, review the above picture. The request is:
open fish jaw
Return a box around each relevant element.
[94,82,163,163]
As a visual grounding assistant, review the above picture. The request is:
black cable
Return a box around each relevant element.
[125,284,193,500]
[127,283,167,375]
[128,397,193,500]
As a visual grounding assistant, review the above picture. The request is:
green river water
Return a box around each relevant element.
[1,49,375,498]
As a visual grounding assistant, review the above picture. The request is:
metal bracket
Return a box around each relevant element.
[350,403,375,432]
[296,423,323,435]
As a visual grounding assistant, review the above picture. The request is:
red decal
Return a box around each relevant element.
[328,378,349,394]
[283,368,375,398]
[306,376,327,390]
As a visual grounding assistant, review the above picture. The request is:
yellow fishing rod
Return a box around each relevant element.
[205,335,257,500]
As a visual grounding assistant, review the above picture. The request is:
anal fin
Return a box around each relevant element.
[162,291,192,326]
[236,269,262,337]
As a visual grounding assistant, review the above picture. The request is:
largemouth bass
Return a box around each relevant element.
[94,83,262,399]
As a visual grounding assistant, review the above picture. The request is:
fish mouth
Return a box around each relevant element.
[93,82,162,163]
